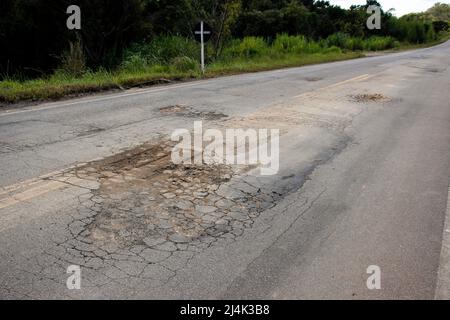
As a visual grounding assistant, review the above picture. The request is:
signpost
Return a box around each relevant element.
[194,21,212,74]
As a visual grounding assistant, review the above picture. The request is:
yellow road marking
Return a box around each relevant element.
[0,180,66,210]
[0,160,94,210]
[293,73,374,99]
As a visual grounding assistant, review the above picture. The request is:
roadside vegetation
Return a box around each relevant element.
[1,0,449,104]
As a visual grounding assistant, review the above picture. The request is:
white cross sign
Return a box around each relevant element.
[193,21,212,74]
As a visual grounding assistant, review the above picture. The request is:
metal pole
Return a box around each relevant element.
[201,21,205,74]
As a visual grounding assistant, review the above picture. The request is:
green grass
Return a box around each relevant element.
[207,51,362,76]
[0,66,199,103]
[0,33,447,105]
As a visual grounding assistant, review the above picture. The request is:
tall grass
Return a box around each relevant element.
[124,36,198,64]
[58,40,87,77]
[325,33,399,51]
[272,34,325,54]
[221,37,269,59]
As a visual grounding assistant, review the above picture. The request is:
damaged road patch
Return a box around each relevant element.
[160,105,228,120]
[349,93,391,103]
[33,137,288,289]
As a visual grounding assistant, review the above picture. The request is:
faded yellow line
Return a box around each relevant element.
[0,180,66,210]
[293,73,374,99]
[325,73,372,88]
[0,154,107,210]
[0,158,95,198]
[0,166,76,197]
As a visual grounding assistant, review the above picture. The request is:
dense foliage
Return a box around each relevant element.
[0,0,448,79]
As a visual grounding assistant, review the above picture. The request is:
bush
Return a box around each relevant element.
[170,56,199,73]
[59,40,86,78]
[222,37,268,59]
[407,22,426,43]
[305,41,323,53]
[325,33,398,51]
[345,37,364,51]
[272,34,308,53]
[326,33,350,49]
[120,54,148,73]
[433,21,449,33]
[123,36,198,66]
[425,24,437,42]
[147,36,198,64]
[322,46,342,54]
[363,36,398,51]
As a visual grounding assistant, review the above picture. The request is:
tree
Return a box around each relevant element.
[425,2,450,21]
[0,0,152,75]
[190,0,242,57]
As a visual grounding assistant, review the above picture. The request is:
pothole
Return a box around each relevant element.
[187,110,228,120]
[77,127,105,138]
[349,93,391,103]
[425,67,447,73]
[159,105,228,120]
[0,141,14,153]
[410,65,447,73]
[304,77,323,82]
[159,105,190,114]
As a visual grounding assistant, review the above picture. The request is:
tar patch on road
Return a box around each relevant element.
[304,77,323,82]
[349,93,391,103]
[159,105,228,120]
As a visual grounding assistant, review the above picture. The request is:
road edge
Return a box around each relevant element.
[435,185,450,300]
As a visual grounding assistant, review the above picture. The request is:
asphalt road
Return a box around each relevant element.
[0,41,449,299]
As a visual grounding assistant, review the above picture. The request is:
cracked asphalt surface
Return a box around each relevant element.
[1,41,450,299]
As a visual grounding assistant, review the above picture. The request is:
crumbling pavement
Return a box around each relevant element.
[8,138,288,296]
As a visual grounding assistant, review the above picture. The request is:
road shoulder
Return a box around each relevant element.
[435,186,450,299]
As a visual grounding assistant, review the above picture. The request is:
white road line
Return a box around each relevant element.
[435,185,450,299]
